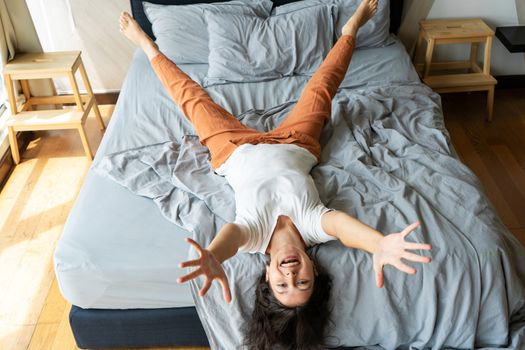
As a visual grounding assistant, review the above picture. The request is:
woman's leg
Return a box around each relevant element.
[272,35,356,139]
[271,0,378,156]
[149,54,256,140]
[119,12,258,168]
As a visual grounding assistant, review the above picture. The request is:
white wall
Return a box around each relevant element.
[26,0,134,94]
[518,0,525,23]
[427,0,525,75]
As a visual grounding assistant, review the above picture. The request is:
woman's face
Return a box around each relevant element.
[266,244,315,307]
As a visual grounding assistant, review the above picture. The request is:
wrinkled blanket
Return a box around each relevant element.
[95,82,525,349]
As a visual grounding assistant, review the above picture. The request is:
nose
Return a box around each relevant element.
[286,271,297,277]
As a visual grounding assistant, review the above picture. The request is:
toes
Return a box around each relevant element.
[119,16,129,27]
[119,12,131,22]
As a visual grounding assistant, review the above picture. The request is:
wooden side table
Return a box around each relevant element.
[413,18,497,121]
[3,51,106,164]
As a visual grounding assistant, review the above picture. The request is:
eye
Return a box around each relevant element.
[297,280,308,286]
[277,283,286,288]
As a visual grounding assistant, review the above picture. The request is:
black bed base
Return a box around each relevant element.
[70,305,361,349]
[69,305,209,348]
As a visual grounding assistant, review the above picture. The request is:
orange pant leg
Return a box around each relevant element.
[271,35,356,159]
[150,53,259,168]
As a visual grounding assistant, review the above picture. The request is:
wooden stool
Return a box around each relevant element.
[3,51,106,164]
[413,18,497,121]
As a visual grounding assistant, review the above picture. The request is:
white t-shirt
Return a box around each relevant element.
[215,143,336,253]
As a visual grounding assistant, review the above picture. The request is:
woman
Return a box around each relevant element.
[119,0,432,347]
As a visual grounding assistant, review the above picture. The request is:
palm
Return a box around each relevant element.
[373,221,432,288]
[177,238,232,303]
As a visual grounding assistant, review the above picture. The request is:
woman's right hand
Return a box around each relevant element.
[177,237,232,303]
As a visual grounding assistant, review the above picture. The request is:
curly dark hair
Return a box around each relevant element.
[243,262,333,350]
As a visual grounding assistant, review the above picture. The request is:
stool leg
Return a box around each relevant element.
[77,125,93,160]
[4,74,18,115]
[68,71,84,112]
[20,80,33,111]
[423,38,435,78]
[483,36,493,75]
[487,86,494,122]
[78,61,106,131]
[8,127,20,164]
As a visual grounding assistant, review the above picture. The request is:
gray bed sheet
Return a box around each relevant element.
[58,35,525,349]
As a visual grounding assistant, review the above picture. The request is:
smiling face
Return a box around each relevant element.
[266,244,315,307]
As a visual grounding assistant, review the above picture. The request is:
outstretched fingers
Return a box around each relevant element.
[218,277,232,303]
[199,278,212,296]
[372,221,433,288]
[196,276,231,302]
[185,237,205,256]
[393,260,417,275]
[401,221,421,238]
[178,239,206,282]
[179,258,201,268]
[405,242,432,251]
[403,251,432,264]
[177,267,203,284]
[401,222,432,252]
[178,237,231,302]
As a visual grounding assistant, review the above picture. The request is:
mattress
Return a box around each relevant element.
[54,36,419,310]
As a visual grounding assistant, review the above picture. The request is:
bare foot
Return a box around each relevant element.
[119,11,160,60]
[342,0,379,37]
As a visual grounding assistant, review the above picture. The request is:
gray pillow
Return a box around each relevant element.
[143,0,273,64]
[204,5,334,86]
[272,0,392,48]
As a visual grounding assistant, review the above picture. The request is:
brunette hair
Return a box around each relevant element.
[243,262,333,349]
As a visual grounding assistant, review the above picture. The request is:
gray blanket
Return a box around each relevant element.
[95,81,525,349]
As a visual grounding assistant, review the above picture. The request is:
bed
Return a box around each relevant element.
[53,0,525,349]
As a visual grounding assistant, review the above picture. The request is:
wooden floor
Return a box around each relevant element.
[0,89,524,350]
[442,89,525,246]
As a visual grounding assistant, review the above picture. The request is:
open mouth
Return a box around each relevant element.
[280,256,300,267]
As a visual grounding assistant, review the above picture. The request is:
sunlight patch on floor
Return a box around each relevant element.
[0,233,54,325]
[0,158,40,232]
[0,155,91,350]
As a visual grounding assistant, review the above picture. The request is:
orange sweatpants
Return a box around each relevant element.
[150,35,355,170]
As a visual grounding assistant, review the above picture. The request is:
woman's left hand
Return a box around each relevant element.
[372,221,432,288]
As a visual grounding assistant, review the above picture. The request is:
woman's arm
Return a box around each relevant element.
[321,210,383,253]
[207,223,249,263]
[177,223,248,302]
[321,210,432,288]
